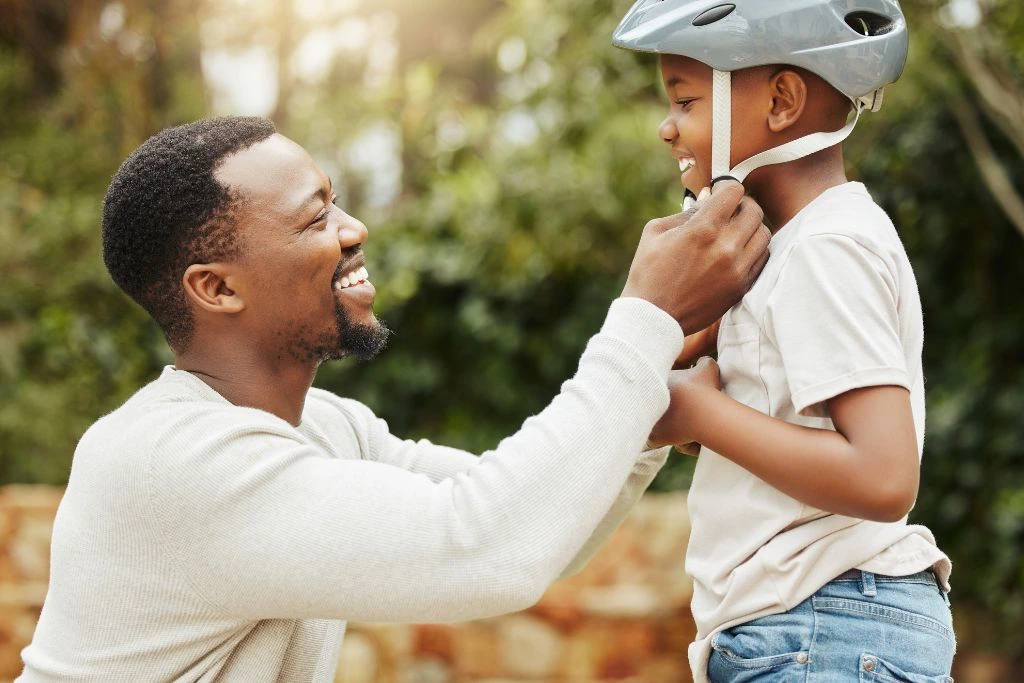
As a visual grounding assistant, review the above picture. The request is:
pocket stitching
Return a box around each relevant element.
[860,651,953,683]
[711,631,808,671]
[814,597,954,641]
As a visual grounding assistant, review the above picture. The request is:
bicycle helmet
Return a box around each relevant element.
[612,0,909,186]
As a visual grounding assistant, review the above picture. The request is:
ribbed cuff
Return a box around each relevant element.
[600,298,684,379]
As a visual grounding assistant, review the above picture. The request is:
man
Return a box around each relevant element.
[18,116,769,681]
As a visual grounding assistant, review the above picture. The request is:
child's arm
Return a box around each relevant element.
[674,370,919,523]
[674,318,721,368]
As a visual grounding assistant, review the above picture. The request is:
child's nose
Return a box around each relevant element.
[658,117,677,145]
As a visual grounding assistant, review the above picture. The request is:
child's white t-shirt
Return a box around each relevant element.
[685,182,951,682]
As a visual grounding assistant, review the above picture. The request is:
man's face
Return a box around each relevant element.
[214,134,389,364]
[657,55,769,194]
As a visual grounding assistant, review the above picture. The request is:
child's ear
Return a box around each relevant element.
[182,263,246,315]
[767,69,808,133]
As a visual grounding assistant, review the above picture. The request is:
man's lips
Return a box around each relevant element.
[333,265,369,291]
[332,250,371,292]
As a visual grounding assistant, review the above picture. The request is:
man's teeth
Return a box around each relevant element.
[334,266,369,291]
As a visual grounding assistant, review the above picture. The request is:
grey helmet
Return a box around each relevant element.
[612,0,909,185]
[612,0,908,110]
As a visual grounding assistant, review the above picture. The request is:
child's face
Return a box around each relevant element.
[658,55,770,194]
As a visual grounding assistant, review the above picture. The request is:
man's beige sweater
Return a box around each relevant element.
[18,298,683,682]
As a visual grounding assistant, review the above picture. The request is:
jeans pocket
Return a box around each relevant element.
[859,652,954,683]
[708,617,810,679]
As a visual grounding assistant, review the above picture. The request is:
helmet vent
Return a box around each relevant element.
[693,4,736,27]
[845,11,895,36]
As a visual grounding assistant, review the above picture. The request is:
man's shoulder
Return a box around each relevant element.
[79,371,296,470]
[305,387,375,425]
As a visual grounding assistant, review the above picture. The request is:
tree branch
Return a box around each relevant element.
[949,96,1024,241]
[945,29,1024,159]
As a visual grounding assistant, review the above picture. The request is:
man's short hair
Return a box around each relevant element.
[102,116,277,350]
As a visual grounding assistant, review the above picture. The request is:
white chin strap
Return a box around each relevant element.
[710,69,866,184]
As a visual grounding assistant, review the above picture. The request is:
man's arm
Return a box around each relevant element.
[351,410,671,579]
[148,182,769,623]
[150,299,681,623]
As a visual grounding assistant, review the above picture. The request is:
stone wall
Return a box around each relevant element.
[0,486,695,682]
[1,485,1015,682]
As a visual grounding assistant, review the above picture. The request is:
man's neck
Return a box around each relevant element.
[745,146,849,232]
[174,343,317,427]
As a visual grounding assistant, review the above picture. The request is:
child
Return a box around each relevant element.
[614,1,955,681]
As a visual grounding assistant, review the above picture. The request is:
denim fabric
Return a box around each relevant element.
[707,571,955,682]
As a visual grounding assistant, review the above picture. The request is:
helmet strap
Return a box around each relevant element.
[710,68,865,185]
[711,69,732,179]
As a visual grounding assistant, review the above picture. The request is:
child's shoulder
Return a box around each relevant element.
[783,182,905,261]
[797,182,894,239]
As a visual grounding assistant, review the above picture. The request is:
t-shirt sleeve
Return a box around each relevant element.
[765,232,910,417]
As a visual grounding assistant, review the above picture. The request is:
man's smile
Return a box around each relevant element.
[333,265,370,291]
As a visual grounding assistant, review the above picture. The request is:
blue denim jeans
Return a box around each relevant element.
[707,570,956,682]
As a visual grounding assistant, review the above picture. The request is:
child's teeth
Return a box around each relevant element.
[679,159,693,173]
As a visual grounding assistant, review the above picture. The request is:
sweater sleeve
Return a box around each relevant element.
[347,404,671,579]
[147,298,682,623]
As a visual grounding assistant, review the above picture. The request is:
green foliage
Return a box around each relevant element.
[1,0,1023,664]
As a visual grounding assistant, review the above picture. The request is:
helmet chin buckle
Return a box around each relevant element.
[857,88,884,113]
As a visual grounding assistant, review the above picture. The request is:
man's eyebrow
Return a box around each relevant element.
[301,177,334,208]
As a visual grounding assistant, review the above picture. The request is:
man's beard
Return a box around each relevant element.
[289,302,391,364]
[328,301,391,361]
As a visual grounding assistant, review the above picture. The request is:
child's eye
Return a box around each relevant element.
[675,98,696,111]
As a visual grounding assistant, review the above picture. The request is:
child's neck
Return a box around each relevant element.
[744,146,849,233]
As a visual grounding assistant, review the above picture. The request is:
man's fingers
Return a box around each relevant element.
[746,244,770,284]
[732,196,765,234]
[694,178,745,220]
[746,222,771,250]
[643,212,687,236]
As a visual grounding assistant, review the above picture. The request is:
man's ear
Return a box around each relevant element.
[767,69,808,133]
[182,264,245,314]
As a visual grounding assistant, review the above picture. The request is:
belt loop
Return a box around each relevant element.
[860,570,877,597]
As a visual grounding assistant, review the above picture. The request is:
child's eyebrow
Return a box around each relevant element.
[665,76,689,87]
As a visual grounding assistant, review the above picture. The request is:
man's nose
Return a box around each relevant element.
[658,116,677,145]
[338,214,369,248]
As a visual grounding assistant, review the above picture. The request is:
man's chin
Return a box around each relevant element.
[330,317,392,362]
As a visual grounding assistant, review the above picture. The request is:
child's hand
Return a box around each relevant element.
[648,357,721,449]
[675,318,721,368]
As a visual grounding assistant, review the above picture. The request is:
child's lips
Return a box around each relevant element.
[677,157,695,188]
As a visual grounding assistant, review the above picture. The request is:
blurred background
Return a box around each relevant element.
[0,0,1022,679]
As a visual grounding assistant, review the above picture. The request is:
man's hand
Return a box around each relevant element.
[648,357,720,450]
[621,180,770,334]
